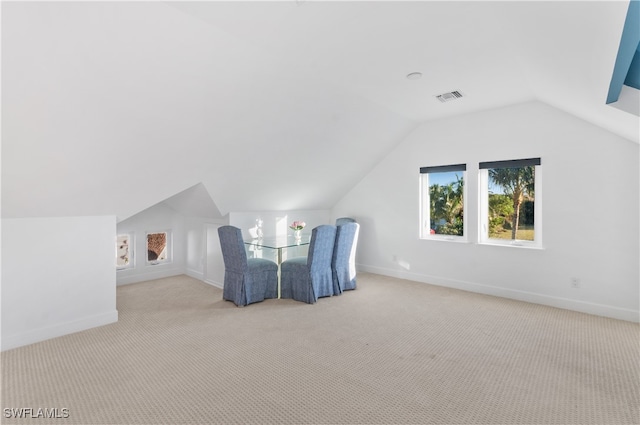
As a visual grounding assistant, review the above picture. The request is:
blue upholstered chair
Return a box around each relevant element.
[335,217,356,226]
[332,222,360,294]
[218,225,278,307]
[280,225,337,304]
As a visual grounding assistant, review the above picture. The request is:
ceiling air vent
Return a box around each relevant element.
[436,90,463,103]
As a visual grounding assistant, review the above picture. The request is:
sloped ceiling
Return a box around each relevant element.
[2,1,638,221]
[162,183,222,219]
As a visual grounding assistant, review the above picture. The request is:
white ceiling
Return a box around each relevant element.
[2,1,638,221]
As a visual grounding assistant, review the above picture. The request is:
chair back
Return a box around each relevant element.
[347,223,359,266]
[332,222,360,294]
[335,217,356,226]
[307,225,337,273]
[218,225,248,273]
[333,222,359,267]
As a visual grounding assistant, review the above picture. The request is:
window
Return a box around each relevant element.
[419,164,467,240]
[116,234,133,269]
[479,158,541,247]
[147,231,171,264]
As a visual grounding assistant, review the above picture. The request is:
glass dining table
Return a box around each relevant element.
[244,234,311,298]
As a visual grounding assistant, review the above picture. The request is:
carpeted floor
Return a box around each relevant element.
[2,273,639,424]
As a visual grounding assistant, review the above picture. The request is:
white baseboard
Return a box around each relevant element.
[204,278,223,289]
[116,267,184,286]
[358,264,640,323]
[185,268,204,281]
[186,268,222,289]
[1,310,119,352]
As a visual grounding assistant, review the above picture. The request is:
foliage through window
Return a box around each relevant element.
[147,232,169,263]
[479,158,541,246]
[420,164,466,239]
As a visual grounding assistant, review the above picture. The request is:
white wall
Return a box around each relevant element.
[116,203,186,285]
[1,216,118,350]
[183,216,228,285]
[333,101,640,322]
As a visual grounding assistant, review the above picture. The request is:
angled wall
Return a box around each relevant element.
[333,101,639,322]
[116,203,187,286]
[1,216,118,351]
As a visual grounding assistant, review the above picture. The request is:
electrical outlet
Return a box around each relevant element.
[571,278,581,288]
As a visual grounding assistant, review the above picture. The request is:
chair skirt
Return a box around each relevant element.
[281,258,333,304]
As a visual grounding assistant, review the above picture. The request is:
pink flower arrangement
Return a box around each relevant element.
[289,221,306,231]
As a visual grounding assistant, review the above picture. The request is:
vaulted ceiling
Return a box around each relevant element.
[2,1,638,221]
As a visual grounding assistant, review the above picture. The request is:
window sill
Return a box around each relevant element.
[420,236,469,244]
[147,261,171,266]
[478,241,544,250]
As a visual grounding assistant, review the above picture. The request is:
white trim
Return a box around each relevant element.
[358,264,639,323]
[419,168,467,241]
[478,168,489,242]
[478,164,542,248]
[116,232,135,270]
[204,279,224,289]
[185,269,223,289]
[145,229,172,265]
[203,223,224,288]
[534,163,543,245]
[1,310,118,351]
[478,241,545,250]
[420,235,470,244]
[185,268,204,281]
[116,267,184,286]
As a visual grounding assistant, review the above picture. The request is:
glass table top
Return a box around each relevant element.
[244,234,311,249]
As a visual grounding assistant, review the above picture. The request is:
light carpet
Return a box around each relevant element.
[2,273,639,424]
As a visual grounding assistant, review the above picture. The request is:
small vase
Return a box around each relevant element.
[294,230,301,240]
